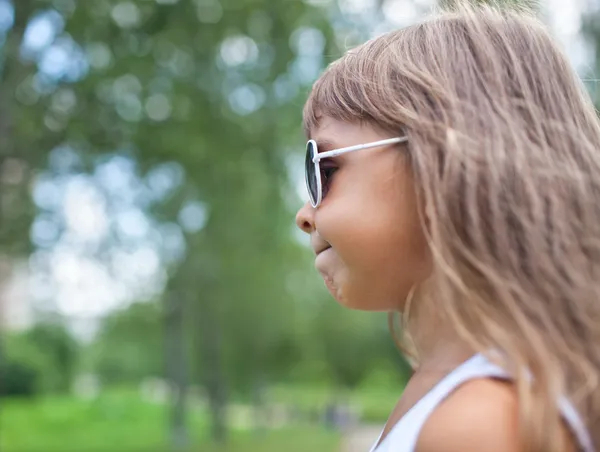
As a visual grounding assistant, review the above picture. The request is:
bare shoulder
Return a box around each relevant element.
[415,378,521,452]
[415,378,577,452]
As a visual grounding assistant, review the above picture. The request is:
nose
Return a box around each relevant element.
[295,201,316,234]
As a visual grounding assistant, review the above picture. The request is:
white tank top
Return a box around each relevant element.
[369,353,594,452]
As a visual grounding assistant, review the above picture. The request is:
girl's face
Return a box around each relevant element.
[296,117,432,311]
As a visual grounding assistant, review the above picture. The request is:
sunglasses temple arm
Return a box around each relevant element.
[313,137,407,163]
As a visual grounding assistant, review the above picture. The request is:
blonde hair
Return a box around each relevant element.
[303,2,600,451]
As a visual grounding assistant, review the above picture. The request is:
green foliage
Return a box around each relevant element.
[25,323,79,392]
[439,0,538,8]
[1,323,77,397]
[89,301,164,385]
[2,333,45,397]
[307,304,408,389]
[2,0,412,445]
[0,358,39,398]
[581,6,600,108]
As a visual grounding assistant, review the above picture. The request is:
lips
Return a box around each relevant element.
[314,246,333,273]
[311,233,331,257]
[315,245,331,256]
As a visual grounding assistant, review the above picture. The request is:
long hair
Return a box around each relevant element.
[303,2,600,450]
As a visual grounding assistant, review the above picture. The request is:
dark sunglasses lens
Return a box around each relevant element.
[305,141,318,205]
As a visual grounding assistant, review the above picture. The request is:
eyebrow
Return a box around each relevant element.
[312,138,339,153]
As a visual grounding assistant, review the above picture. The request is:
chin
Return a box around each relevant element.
[339,286,405,312]
[337,292,391,312]
[323,274,397,311]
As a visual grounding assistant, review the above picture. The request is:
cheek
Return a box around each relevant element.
[315,153,432,310]
[355,214,429,304]
[323,191,431,310]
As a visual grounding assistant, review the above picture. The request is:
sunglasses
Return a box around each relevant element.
[305,136,409,207]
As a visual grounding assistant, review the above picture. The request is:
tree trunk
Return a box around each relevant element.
[164,290,189,451]
[0,4,34,436]
[252,373,267,435]
[197,296,228,444]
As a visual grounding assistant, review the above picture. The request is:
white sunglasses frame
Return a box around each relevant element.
[306,136,408,207]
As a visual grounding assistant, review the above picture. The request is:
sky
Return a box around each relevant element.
[2,0,593,338]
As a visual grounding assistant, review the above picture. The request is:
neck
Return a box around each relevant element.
[405,285,474,373]
[409,310,474,374]
[415,337,474,375]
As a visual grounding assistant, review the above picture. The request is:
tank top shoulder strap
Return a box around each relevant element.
[370,354,507,452]
[371,353,594,452]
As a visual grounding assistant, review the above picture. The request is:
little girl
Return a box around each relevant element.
[295,3,599,452]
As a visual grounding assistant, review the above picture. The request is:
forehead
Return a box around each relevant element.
[310,117,387,147]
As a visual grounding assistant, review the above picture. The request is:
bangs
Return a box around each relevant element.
[302,58,368,138]
[301,27,427,139]
[302,40,398,138]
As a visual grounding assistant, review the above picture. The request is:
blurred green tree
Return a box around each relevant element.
[0,333,44,397]
[0,0,443,448]
[1,321,76,396]
[89,301,163,385]
[1,0,338,448]
[25,322,78,392]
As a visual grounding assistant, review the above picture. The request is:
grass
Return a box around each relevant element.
[268,383,398,423]
[201,428,339,452]
[2,390,177,451]
[1,383,399,451]
[0,389,341,452]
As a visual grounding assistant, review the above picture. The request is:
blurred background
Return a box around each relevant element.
[0,0,597,451]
